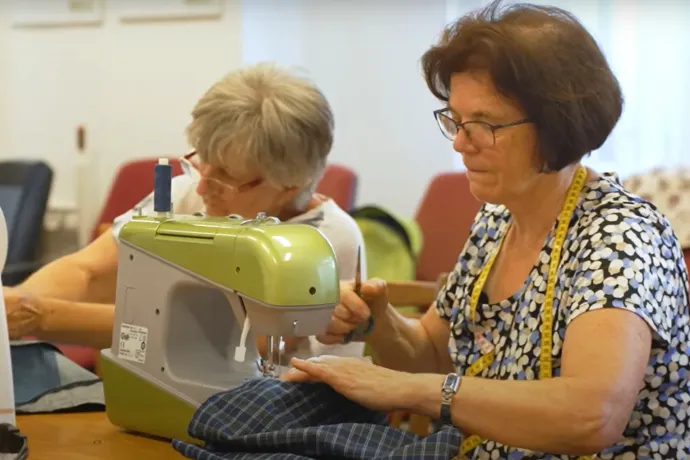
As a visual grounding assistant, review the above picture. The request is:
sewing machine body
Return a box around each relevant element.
[100,213,339,443]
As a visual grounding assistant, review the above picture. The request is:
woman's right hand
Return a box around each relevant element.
[3,287,41,339]
[316,279,390,345]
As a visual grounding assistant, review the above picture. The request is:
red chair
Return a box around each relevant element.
[91,161,357,238]
[385,171,483,313]
[316,164,358,212]
[90,158,184,242]
[414,172,482,282]
[53,344,101,370]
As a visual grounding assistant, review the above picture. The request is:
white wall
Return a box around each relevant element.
[2,0,460,222]
[0,10,11,168]
[245,0,458,216]
[2,0,243,213]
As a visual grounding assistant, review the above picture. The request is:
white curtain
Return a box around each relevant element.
[240,0,456,216]
[241,0,689,198]
[449,0,690,177]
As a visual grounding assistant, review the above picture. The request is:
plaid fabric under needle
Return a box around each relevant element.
[172,378,461,460]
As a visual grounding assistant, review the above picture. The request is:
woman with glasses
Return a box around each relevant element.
[4,62,366,362]
[283,2,690,459]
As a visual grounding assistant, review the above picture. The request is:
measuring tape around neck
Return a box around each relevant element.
[455,165,591,460]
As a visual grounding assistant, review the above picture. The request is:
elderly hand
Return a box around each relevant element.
[281,355,413,413]
[316,279,389,345]
[3,287,41,339]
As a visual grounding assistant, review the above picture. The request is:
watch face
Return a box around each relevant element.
[443,374,460,392]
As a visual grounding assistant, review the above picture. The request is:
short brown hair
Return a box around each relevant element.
[421,0,623,171]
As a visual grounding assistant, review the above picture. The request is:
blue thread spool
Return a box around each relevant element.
[153,158,172,213]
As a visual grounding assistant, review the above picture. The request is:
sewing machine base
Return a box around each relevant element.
[100,350,204,444]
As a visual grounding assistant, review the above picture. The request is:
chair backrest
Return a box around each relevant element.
[93,160,358,240]
[0,160,53,269]
[90,158,183,241]
[414,172,482,282]
[316,164,358,211]
[623,167,690,251]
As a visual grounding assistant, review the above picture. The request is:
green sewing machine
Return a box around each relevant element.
[99,209,340,444]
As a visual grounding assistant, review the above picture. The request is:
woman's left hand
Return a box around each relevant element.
[281,355,413,413]
[4,287,41,339]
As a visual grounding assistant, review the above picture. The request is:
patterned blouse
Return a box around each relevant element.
[436,173,690,459]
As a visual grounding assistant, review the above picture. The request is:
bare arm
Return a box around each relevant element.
[407,308,650,455]
[366,297,454,374]
[18,230,119,304]
[15,231,120,347]
[33,297,114,349]
[317,281,455,374]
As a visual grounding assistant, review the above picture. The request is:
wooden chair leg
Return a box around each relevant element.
[408,414,432,436]
[388,411,405,429]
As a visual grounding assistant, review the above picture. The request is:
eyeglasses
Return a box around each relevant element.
[433,108,531,149]
[179,150,263,196]
[0,423,28,459]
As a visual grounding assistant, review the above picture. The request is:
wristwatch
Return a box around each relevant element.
[440,373,461,426]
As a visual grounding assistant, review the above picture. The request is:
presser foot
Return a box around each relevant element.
[256,337,286,378]
[256,358,278,378]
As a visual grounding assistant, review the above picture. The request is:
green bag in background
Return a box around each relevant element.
[350,205,423,345]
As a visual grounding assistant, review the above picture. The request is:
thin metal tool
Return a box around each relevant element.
[354,246,362,296]
[343,247,374,344]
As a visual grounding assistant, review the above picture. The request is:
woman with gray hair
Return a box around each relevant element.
[3,62,366,361]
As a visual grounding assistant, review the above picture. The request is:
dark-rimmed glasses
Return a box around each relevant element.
[433,108,531,149]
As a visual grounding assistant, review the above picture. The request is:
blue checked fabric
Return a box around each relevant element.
[172,378,461,460]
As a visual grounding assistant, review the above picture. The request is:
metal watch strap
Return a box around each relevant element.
[440,373,461,426]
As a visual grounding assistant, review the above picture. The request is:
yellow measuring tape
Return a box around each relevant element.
[454,165,592,460]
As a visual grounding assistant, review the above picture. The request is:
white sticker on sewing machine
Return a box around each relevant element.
[118,323,148,364]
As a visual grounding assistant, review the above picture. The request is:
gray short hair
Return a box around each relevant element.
[186,62,334,198]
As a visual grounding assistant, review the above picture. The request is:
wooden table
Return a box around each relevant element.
[17,412,185,459]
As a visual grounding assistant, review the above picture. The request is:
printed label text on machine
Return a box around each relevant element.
[118,323,148,364]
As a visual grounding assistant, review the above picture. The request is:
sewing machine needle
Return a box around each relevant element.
[278,336,285,375]
[266,336,276,377]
